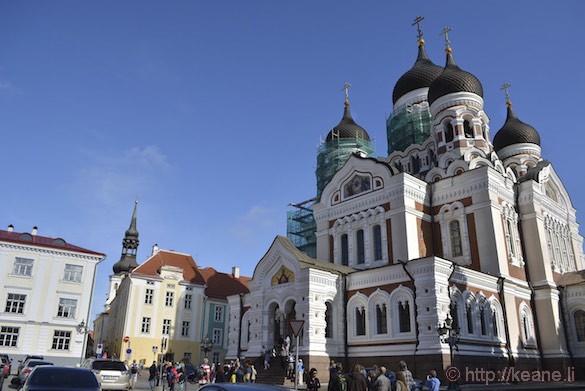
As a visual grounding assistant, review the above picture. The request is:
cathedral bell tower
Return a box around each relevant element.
[112,201,140,274]
[428,28,491,164]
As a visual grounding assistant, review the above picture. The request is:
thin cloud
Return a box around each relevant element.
[230,205,278,245]
[0,80,23,95]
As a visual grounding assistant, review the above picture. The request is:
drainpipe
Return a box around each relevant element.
[342,274,348,369]
[497,276,515,368]
[237,293,244,359]
[399,260,420,374]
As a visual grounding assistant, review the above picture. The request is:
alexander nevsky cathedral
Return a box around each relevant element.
[224,19,585,382]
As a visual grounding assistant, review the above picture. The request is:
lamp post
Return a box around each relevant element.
[201,336,213,359]
[77,320,88,364]
[438,314,460,390]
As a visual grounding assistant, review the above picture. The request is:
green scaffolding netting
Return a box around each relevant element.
[387,103,432,155]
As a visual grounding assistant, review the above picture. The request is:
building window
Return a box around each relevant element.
[356,230,365,264]
[165,292,174,307]
[57,298,77,318]
[450,221,463,257]
[463,119,474,138]
[141,317,151,333]
[520,303,535,346]
[0,326,19,347]
[492,309,499,337]
[444,120,455,143]
[181,321,190,337]
[574,310,585,342]
[466,303,474,334]
[214,306,224,322]
[212,328,222,345]
[398,300,411,333]
[325,302,333,338]
[341,234,349,266]
[63,264,83,282]
[163,319,171,335]
[212,352,220,366]
[51,330,71,350]
[373,225,382,261]
[146,280,155,285]
[145,289,154,305]
[376,304,387,334]
[5,293,26,314]
[184,294,192,310]
[355,307,366,336]
[12,258,33,276]
[480,306,487,336]
[450,301,460,332]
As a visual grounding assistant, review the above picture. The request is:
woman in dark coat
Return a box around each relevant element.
[347,363,368,391]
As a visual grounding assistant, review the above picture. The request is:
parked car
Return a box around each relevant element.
[21,366,100,391]
[199,384,289,391]
[16,360,53,385]
[1,356,11,377]
[17,355,44,374]
[82,358,131,390]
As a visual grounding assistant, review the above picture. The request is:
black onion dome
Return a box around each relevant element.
[325,104,370,142]
[428,52,483,105]
[493,106,541,152]
[392,44,443,104]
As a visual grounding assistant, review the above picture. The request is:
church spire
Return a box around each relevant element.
[112,201,140,274]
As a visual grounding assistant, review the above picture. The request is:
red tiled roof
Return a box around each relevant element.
[133,250,250,299]
[133,250,207,285]
[0,228,104,256]
[199,267,250,299]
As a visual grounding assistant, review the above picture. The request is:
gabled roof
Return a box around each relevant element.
[133,250,206,285]
[268,235,355,274]
[133,249,250,299]
[199,267,250,299]
[0,228,104,256]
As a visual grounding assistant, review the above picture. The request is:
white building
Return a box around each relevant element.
[0,225,105,366]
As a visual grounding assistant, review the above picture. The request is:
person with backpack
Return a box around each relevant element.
[148,361,158,391]
[129,360,139,390]
[328,362,346,391]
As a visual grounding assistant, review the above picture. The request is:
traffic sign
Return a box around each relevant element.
[123,336,130,343]
[96,344,103,354]
[97,344,104,349]
[126,348,132,354]
[289,320,305,337]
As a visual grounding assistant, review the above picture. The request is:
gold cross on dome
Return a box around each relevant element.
[440,27,452,51]
[412,16,424,41]
[500,83,512,105]
[342,82,351,103]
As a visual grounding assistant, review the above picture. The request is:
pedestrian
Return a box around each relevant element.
[372,366,391,391]
[298,358,305,385]
[307,368,321,391]
[264,347,271,370]
[287,354,295,379]
[285,335,291,354]
[148,361,158,391]
[129,360,139,390]
[348,363,367,391]
[328,362,344,391]
[397,361,415,391]
[200,357,211,385]
[395,371,408,391]
[167,363,179,391]
[425,370,441,391]
[250,364,257,383]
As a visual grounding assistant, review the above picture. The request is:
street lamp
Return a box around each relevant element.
[438,314,460,390]
[201,336,213,358]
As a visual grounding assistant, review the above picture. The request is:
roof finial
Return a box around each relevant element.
[500,82,512,107]
[342,82,351,106]
[440,26,453,54]
[412,16,425,46]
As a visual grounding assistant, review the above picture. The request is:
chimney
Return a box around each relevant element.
[7,224,14,232]
[152,243,159,256]
[232,266,240,279]
[32,226,38,236]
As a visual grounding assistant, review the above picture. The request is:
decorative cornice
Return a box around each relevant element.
[0,241,103,262]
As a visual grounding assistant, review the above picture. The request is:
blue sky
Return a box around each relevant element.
[1,1,584,323]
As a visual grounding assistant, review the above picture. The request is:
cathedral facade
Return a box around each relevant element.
[225,25,585,382]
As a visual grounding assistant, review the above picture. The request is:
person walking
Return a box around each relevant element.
[148,361,158,391]
[395,371,408,391]
[372,366,391,391]
[250,364,257,383]
[297,358,305,385]
[397,361,415,391]
[307,368,321,391]
[264,348,271,370]
[328,362,345,391]
[129,360,139,390]
[347,363,367,391]
[200,357,211,385]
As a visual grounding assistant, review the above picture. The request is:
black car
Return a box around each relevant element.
[21,366,100,391]
[199,384,288,391]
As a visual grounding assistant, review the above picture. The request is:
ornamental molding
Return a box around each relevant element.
[450,266,499,293]
[0,242,103,262]
[430,92,484,116]
[346,266,409,291]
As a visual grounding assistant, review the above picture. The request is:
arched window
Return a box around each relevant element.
[325,302,333,338]
[505,220,517,258]
[411,155,420,173]
[463,119,474,138]
[376,304,387,334]
[356,230,365,265]
[492,309,499,337]
[450,221,463,257]
[247,320,251,343]
[574,310,585,342]
[356,306,366,336]
[444,120,455,143]
[480,306,487,335]
[450,301,460,332]
[520,303,536,346]
[341,234,349,266]
[398,300,411,333]
[466,303,474,334]
[373,225,382,261]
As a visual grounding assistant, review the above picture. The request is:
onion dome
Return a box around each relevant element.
[428,50,483,106]
[392,40,443,104]
[325,102,370,142]
[493,104,540,152]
